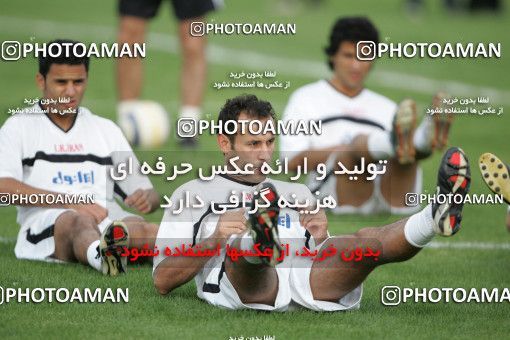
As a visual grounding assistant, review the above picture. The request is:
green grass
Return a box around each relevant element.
[0,0,509,339]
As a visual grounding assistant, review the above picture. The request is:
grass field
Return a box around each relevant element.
[0,0,509,338]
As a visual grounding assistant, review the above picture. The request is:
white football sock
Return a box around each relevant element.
[180,105,201,121]
[413,116,433,153]
[86,240,101,272]
[239,231,262,264]
[367,131,395,160]
[404,204,435,247]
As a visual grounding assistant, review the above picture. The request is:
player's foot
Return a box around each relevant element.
[392,99,417,164]
[432,147,471,236]
[99,221,129,276]
[478,153,510,204]
[249,182,282,267]
[430,91,454,150]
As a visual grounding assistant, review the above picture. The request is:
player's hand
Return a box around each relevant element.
[124,189,154,214]
[67,203,108,224]
[299,208,329,245]
[210,209,248,246]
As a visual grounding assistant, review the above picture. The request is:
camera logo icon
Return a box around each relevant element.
[2,41,21,61]
[0,193,11,206]
[356,41,377,61]
[190,22,206,37]
[177,118,198,138]
[405,193,419,207]
[381,285,401,306]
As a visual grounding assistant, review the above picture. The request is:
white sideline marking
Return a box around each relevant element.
[1,16,510,105]
[428,241,510,250]
[0,236,16,244]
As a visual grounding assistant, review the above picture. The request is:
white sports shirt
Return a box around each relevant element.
[153,175,318,299]
[280,79,397,161]
[0,104,153,227]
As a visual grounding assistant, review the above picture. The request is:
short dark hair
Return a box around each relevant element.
[324,17,379,70]
[218,94,276,142]
[38,39,90,78]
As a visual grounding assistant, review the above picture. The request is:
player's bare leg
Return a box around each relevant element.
[53,211,100,264]
[179,18,207,110]
[117,16,147,100]
[380,159,418,208]
[333,144,417,210]
[122,216,159,249]
[338,98,443,208]
[178,18,207,146]
[54,211,129,276]
[332,144,375,207]
[310,217,417,301]
[332,142,417,208]
[225,239,279,305]
[311,147,470,302]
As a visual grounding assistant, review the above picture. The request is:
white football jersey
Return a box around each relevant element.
[280,79,397,161]
[153,175,318,299]
[0,104,153,227]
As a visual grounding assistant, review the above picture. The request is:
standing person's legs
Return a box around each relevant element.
[172,0,219,145]
[117,0,161,100]
[178,18,207,121]
[117,16,148,100]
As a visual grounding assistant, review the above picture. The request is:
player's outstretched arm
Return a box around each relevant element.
[153,237,223,295]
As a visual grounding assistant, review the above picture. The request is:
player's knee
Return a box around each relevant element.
[141,223,158,249]
[54,212,97,248]
[181,38,205,59]
[353,227,368,238]
[154,279,169,296]
[153,270,174,296]
[143,223,159,239]
[118,18,146,43]
[59,212,93,231]
[71,214,99,236]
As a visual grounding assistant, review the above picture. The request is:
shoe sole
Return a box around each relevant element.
[434,147,470,236]
[100,221,129,276]
[394,99,417,164]
[479,153,510,204]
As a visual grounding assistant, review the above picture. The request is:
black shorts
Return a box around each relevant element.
[119,0,219,21]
